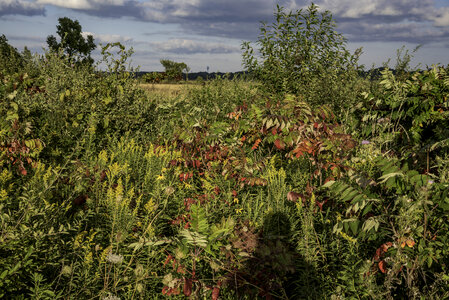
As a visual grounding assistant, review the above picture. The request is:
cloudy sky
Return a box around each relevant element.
[1,0,449,72]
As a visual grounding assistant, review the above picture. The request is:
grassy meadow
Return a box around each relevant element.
[1,24,449,300]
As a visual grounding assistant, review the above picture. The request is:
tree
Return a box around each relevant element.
[242,4,362,111]
[0,35,24,74]
[160,59,189,81]
[47,17,96,65]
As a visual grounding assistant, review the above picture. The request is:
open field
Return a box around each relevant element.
[139,83,199,98]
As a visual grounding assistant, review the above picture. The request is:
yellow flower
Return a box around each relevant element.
[236,208,243,214]
[0,189,8,202]
[144,198,156,214]
[0,169,12,184]
[233,198,239,204]
[84,251,93,265]
[100,245,113,264]
[339,231,357,244]
[156,175,165,181]
[98,150,108,165]
[42,166,52,185]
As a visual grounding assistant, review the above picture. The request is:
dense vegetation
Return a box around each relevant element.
[1,4,449,299]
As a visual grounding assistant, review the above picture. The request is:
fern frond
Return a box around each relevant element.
[189,204,209,235]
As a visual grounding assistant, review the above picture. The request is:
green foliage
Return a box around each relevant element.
[1,4,449,299]
[141,71,165,83]
[160,59,189,81]
[359,65,449,171]
[242,4,364,114]
[47,17,96,65]
[323,153,449,298]
[0,35,24,75]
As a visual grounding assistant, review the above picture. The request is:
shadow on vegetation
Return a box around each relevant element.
[224,211,322,299]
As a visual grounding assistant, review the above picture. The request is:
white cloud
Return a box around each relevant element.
[433,7,449,26]
[36,0,125,10]
[151,39,239,54]
[287,0,436,20]
[36,0,90,9]
[82,31,132,43]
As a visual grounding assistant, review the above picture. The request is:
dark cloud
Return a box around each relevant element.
[15,0,449,47]
[0,0,45,16]
[76,1,144,19]
[151,0,276,23]
[180,21,260,40]
[339,21,449,44]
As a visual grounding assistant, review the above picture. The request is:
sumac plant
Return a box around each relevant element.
[323,155,449,298]
[360,66,449,172]
[229,94,356,186]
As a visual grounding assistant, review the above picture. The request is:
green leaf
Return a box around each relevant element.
[361,203,372,216]
[378,172,404,184]
[10,101,18,111]
[6,112,18,121]
[349,220,359,235]
[0,270,7,280]
[427,256,433,268]
[103,96,113,105]
[190,204,209,235]
[180,229,208,248]
[362,218,379,233]
[322,180,335,188]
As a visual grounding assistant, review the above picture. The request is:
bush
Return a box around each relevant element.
[242,4,365,115]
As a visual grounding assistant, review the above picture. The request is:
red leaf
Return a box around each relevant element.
[379,260,387,273]
[274,139,284,150]
[177,265,186,275]
[20,167,27,176]
[271,128,277,135]
[406,239,415,248]
[212,286,220,300]
[162,286,168,295]
[287,191,301,202]
[316,198,328,211]
[100,170,107,182]
[252,138,262,150]
[381,242,392,253]
[295,151,304,158]
[164,255,172,266]
[183,278,192,296]
[374,248,382,261]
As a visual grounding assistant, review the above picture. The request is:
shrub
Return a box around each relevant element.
[242,4,364,114]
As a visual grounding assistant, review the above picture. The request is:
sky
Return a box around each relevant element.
[1,0,449,72]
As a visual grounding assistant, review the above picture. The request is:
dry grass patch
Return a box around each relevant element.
[139,83,200,99]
